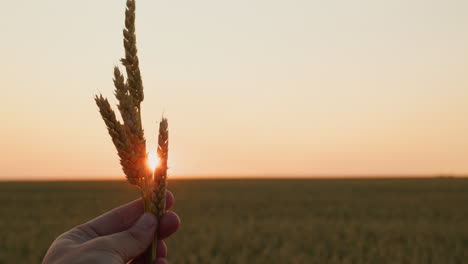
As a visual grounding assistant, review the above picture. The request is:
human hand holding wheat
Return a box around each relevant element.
[42,195,180,264]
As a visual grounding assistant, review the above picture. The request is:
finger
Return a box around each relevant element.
[166,190,175,210]
[86,191,174,237]
[127,240,167,264]
[89,213,157,262]
[85,199,144,237]
[158,211,180,240]
[155,258,168,264]
[157,240,167,258]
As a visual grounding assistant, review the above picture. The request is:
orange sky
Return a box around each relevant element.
[1,0,468,180]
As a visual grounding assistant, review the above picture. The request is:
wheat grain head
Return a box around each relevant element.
[94,95,141,185]
[153,118,169,217]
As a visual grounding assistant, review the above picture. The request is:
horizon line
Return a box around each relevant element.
[0,174,466,182]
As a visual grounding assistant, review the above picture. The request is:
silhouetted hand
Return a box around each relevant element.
[42,191,180,264]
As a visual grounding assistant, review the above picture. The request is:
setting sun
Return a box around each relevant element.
[147,151,160,171]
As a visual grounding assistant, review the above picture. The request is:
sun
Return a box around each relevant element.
[147,151,160,171]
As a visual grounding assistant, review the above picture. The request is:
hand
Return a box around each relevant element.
[42,191,180,264]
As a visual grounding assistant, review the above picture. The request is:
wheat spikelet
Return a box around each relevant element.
[117,0,147,175]
[121,0,144,106]
[151,118,169,260]
[112,66,146,173]
[153,118,169,217]
[95,95,141,185]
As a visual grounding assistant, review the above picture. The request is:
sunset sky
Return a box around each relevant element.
[1,0,467,180]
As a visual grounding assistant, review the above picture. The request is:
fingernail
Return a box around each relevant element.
[137,213,157,229]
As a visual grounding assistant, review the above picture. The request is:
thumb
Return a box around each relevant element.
[90,213,157,262]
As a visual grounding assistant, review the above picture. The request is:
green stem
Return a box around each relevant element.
[140,171,155,264]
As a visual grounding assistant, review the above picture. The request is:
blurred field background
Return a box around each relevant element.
[1,178,468,264]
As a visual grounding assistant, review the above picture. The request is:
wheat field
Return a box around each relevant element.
[1,178,467,264]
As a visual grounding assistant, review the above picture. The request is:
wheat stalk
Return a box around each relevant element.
[95,1,168,263]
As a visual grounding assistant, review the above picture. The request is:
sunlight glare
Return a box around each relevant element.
[147,151,160,171]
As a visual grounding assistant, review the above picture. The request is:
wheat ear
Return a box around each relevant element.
[121,0,144,107]
[153,118,169,217]
[152,118,169,260]
[95,95,141,186]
